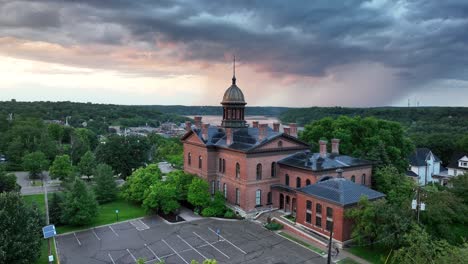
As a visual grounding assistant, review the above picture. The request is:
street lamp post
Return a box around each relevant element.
[115,209,119,221]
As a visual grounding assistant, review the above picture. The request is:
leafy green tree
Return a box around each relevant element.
[187,178,211,211]
[202,192,226,217]
[47,123,64,144]
[165,170,194,201]
[6,137,24,170]
[95,135,151,178]
[0,192,43,264]
[0,167,20,192]
[457,134,468,152]
[22,151,49,179]
[434,242,468,263]
[62,178,98,226]
[78,151,97,178]
[143,181,180,214]
[121,164,162,203]
[70,128,95,164]
[49,192,64,225]
[373,166,415,205]
[345,196,381,246]
[93,163,118,204]
[449,173,468,204]
[49,154,74,182]
[300,116,413,172]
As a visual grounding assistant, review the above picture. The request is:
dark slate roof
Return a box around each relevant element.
[278,150,372,171]
[405,170,418,177]
[297,178,385,206]
[447,152,468,169]
[408,148,441,166]
[187,126,308,152]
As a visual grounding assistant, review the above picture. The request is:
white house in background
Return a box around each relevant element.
[447,152,468,177]
[407,148,442,186]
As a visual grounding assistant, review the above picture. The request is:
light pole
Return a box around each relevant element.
[115,209,119,221]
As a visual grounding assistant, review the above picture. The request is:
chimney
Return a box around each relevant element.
[273,122,280,132]
[252,121,259,128]
[202,124,209,141]
[319,140,327,158]
[336,168,344,178]
[185,121,192,132]
[289,123,298,137]
[259,124,268,141]
[226,128,233,145]
[194,116,202,128]
[331,138,340,154]
[284,127,291,135]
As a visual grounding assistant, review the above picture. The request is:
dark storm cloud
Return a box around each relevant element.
[1,0,468,94]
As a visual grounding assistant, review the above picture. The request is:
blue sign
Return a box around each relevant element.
[42,225,56,239]
[216,228,220,235]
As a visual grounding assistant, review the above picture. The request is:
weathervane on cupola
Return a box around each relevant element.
[221,55,247,128]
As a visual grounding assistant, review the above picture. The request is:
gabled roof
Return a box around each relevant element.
[181,126,309,153]
[408,148,441,166]
[405,170,418,177]
[297,178,385,206]
[278,151,372,171]
[448,152,468,169]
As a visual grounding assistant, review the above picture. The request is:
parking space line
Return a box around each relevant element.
[109,225,119,237]
[126,248,137,262]
[108,253,116,264]
[193,232,230,259]
[139,219,150,229]
[177,235,207,260]
[144,244,161,262]
[73,232,82,246]
[162,239,189,264]
[92,229,101,241]
[208,227,247,254]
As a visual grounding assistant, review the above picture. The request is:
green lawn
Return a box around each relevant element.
[278,231,326,255]
[37,238,57,264]
[337,258,360,264]
[23,193,46,212]
[347,246,390,264]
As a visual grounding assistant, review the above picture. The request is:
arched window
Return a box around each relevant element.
[267,192,272,205]
[296,177,301,188]
[306,179,311,186]
[198,156,203,169]
[278,141,283,148]
[235,188,240,205]
[188,153,191,166]
[256,163,262,180]
[223,183,227,198]
[219,158,222,172]
[255,189,262,206]
[222,159,226,173]
[285,174,290,186]
[271,162,277,177]
[236,163,240,178]
[361,174,366,185]
[351,175,355,182]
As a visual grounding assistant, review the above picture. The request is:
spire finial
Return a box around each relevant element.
[232,55,236,85]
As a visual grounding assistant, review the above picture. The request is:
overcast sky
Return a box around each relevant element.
[1,0,467,107]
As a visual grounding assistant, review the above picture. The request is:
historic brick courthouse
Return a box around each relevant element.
[182,71,384,245]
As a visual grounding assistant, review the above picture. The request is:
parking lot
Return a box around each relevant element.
[56,217,327,264]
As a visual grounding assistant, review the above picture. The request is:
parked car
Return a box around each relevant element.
[0,154,7,163]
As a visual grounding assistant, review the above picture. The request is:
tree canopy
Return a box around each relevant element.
[121,164,162,203]
[300,116,413,172]
[187,178,211,210]
[0,192,43,264]
[0,167,20,193]
[49,154,74,182]
[62,179,98,226]
[93,163,118,204]
[22,151,49,179]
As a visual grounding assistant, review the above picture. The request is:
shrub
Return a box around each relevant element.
[201,207,218,217]
[265,222,283,231]
[223,209,236,219]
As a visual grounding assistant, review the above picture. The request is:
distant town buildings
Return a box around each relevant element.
[407,148,443,185]
[108,122,186,138]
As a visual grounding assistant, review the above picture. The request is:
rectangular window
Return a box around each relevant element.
[326,207,333,218]
[306,200,312,210]
[326,220,333,231]
[236,188,240,205]
[306,212,312,224]
[315,216,322,227]
[316,203,322,215]
[255,190,261,206]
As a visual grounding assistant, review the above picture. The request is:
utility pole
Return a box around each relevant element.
[412,186,426,224]
[43,175,52,263]
[327,222,334,264]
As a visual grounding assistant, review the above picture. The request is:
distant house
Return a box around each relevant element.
[447,152,468,177]
[407,148,442,185]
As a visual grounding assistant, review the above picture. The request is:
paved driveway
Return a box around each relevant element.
[56,217,326,264]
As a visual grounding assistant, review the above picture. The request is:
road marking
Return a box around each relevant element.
[92,229,101,241]
[130,219,149,231]
[177,235,207,260]
[209,227,247,254]
[162,239,189,264]
[144,244,161,262]
[193,232,230,259]
[108,253,116,264]
[126,248,137,262]
[139,219,150,229]
[109,226,119,237]
[73,232,81,246]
